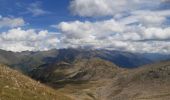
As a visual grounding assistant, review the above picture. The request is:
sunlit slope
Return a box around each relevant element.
[0,64,72,100]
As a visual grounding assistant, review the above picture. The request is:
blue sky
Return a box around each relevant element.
[0,0,170,53]
[0,0,102,30]
[0,0,73,30]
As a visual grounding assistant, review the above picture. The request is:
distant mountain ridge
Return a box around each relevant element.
[0,48,159,73]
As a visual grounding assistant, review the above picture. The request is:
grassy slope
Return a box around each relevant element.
[0,64,72,100]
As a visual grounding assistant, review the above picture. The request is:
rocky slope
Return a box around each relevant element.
[31,58,122,100]
[31,59,170,100]
[0,64,72,100]
[105,61,170,100]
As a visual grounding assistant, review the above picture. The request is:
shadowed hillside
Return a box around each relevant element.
[31,58,121,82]
[31,58,122,100]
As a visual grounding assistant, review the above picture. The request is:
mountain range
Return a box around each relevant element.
[0,48,170,100]
[1,48,169,73]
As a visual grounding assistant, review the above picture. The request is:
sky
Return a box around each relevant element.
[0,0,170,53]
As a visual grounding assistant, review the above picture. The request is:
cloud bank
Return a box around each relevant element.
[56,18,170,53]
[54,0,170,53]
[0,0,170,53]
[69,0,162,17]
[0,28,59,52]
[0,17,25,28]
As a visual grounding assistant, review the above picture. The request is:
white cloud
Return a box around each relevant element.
[0,0,169,54]
[54,17,170,53]
[0,28,59,52]
[57,19,124,39]
[70,0,161,17]
[57,18,170,41]
[67,0,170,54]
[129,10,170,26]
[122,41,170,54]
[0,17,25,28]
[116,27,170,41]
[142,27,170,40]
[27,1,49,16]
[119,13,167,27]
[42,0,170,53]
